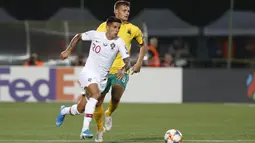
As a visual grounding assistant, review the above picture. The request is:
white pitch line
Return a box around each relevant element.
[0,140,255,142]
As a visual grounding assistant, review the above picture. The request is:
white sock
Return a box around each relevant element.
[61,107,70,115]
[61,104,81,115]
[82,98,98,131]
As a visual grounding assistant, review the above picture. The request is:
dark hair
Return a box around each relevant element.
[106,16,122,25]
[114,0,130,10]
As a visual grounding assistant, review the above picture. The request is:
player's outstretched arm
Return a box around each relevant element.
[131,42,147,75]
[60,33,82,60]
[132,28,147,74]
[136,42,147,67]
[117,57,131,80]
[123,58,131,72]
[66,33,82,52]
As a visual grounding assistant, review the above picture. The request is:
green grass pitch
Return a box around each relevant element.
[0,102,255,143]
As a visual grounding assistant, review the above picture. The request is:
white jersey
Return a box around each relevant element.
[78,30,129,91]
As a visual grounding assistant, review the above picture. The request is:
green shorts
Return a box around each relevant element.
[101,73,129,95]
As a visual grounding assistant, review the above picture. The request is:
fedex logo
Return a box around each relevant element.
[0,68,77,102]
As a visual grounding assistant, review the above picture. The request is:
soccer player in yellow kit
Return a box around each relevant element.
[93,0,147,142]
[55,1,146,142]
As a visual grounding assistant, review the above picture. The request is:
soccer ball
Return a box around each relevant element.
[164,129,183,143]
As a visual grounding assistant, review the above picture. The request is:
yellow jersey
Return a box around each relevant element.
[96,22,144,74]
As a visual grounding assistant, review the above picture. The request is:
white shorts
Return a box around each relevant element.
[78,71,107,93]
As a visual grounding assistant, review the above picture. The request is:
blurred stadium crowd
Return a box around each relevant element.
[23,37,191,68]
[23,36,255,68]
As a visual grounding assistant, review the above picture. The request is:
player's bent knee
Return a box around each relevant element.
[86,84,100,100]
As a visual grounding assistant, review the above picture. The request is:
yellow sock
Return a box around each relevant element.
[94,104,104,132]
[105,100,119,117]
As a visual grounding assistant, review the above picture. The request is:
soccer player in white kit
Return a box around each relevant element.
[58,16,131,139]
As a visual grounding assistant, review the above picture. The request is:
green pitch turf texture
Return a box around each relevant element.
[0,102,255,143]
